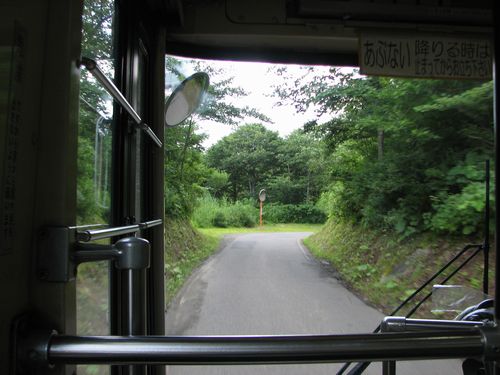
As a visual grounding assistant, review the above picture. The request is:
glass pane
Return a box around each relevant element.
[77,0,115,374]
[77,91,113,224]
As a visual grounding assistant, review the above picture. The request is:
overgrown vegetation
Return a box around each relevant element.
[164,218,219,304]
[191,195,258,228]
[265,203,326,224]
[191,195,326,228]
[275,68,494,237]
[198,223,322,237]
[305,220,494,317]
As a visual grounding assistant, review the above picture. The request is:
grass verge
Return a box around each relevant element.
[304,219,494,318]
[165,218,219,304]
[198,223,322,237]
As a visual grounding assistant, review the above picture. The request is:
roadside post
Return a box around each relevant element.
[258,189,266,227]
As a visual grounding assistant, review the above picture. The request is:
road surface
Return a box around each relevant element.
[165,232,462,375]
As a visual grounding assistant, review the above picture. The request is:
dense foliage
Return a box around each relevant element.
[202,124,328,224]
[275,68,494,236]
[77,2,115,374]
[166,65,494,233]
[192,195,258,228]
[265,203,326,224]
[77,0,114,225]
[206,125,326,199]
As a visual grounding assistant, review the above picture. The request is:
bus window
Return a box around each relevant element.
[76,0,115,374]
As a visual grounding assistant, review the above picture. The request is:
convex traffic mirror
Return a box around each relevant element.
[259,189,266,202]
[165,72,210,127]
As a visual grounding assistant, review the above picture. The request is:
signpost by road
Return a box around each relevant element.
[258,189,266,227]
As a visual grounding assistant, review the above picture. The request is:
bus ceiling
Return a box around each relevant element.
[155,0,494,66]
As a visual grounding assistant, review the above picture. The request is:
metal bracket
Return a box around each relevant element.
[37,226,76,282]
[480,325,500,362]
[381,316,489,332]
[379,317,500,372]
[11,314,56,375]
[75,237,150,270]
[78,57,162,148]
[37,226,151,282]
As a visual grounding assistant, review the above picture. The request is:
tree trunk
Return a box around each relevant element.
[378,129,384,160]
[179,119,194,180]
[248,178,255,198]
[306,169,311,202]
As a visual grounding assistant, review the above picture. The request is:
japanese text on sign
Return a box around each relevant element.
[359,34,492,80]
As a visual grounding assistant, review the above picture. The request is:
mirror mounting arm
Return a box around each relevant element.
[138,121,162,147]
[78,57,162,148]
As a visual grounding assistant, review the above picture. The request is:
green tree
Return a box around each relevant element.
[77,4,115,375]
[275,66,494,236]
[77,0,114,225]
[204,168,230,198]
[206,124,284,201]
[276,130,326,204]
[164,123,208,218]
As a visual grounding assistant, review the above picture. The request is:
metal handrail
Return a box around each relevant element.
[79,57,162,148]
[71,223,108,230]
[381,317,487,332]
[46,331,484,366]
[76,219,163,242]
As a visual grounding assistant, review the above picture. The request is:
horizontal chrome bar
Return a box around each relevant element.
[139,219,163,229]
[77,224,139,242]
[48,331,483,365]
[79,57,162,148]
[76,219,163,242]
[382,317,487,332]
[70,223,108,230]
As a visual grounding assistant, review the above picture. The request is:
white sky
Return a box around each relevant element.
[168,58,333,148]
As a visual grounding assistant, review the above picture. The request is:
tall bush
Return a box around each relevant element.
[192,195,258,228]
[265,204,326,224]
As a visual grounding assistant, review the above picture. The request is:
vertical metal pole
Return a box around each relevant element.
[124,268,147,375]
[260,201,263,227]
[125,269,147,335]
[484,160,490,295]
[115,237,150,375]
[381,316,396,375]
[382,361,396,375]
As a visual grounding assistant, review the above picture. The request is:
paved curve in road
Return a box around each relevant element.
[165,232,462,375]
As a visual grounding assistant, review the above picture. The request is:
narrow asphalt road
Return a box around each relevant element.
[165,232,462,375]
